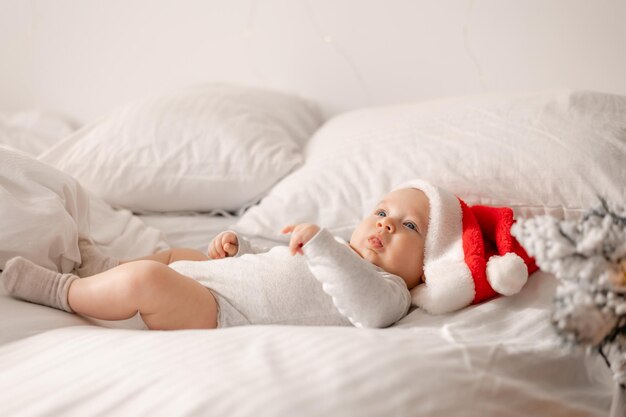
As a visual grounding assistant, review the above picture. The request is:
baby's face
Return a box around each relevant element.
[349,188,429,290]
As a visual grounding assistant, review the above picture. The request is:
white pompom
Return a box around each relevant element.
[486,253,528,296]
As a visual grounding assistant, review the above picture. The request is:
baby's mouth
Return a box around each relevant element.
[368,235,384,250]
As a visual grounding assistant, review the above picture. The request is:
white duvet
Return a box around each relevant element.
[0,146,168,273]
[0,273,612,417]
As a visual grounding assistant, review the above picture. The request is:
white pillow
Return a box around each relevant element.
[0,110,75,157]
[39,84,323,212]
[235,90,626,241]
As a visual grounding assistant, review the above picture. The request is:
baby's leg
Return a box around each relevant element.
[3,257,78,312]
[68,260,218,330]
[122,248,209,265]
[77,238,208,277]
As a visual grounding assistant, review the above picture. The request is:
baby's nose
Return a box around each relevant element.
[377,219,394,232]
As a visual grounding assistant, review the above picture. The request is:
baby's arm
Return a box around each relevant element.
[208,231,269,259]
[281,224,321,255]
[208,231,239,259]
[298,228,412,328]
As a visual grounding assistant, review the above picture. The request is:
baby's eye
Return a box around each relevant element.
[404,221,418,232]
[375,209,386,217]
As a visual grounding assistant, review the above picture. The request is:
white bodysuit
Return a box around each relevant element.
[168,229,411,328]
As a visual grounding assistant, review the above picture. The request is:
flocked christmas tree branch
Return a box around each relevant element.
[512,198,626,385]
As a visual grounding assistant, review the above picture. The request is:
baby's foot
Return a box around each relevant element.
[75,238,119,277]
[2,257,78,312]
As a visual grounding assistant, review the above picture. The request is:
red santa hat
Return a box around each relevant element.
[395,179,538,314]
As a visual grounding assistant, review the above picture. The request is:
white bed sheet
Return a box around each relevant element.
[0,212,616,416]
[138,212,240,252]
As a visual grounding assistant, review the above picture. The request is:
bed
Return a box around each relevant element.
[2,2,626,415]
[1,85,625,417]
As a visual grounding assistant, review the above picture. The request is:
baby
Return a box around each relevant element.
[2,180,537,329]
[2,186,428,330]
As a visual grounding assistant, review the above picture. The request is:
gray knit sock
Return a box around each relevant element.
[75,238,119,277]
[2,257,78,312]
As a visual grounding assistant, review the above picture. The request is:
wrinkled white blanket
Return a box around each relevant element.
[0,146,167,272]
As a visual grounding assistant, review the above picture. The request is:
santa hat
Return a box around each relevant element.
[395,179,538,314]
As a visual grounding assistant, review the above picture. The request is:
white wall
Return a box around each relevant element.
[1,0,625,123]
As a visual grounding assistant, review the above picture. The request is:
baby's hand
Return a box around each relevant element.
[208,231,239,259]
[281,224,321,256]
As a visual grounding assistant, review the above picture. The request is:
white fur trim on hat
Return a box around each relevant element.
[486,253,528,296]
[410,260,475,314]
